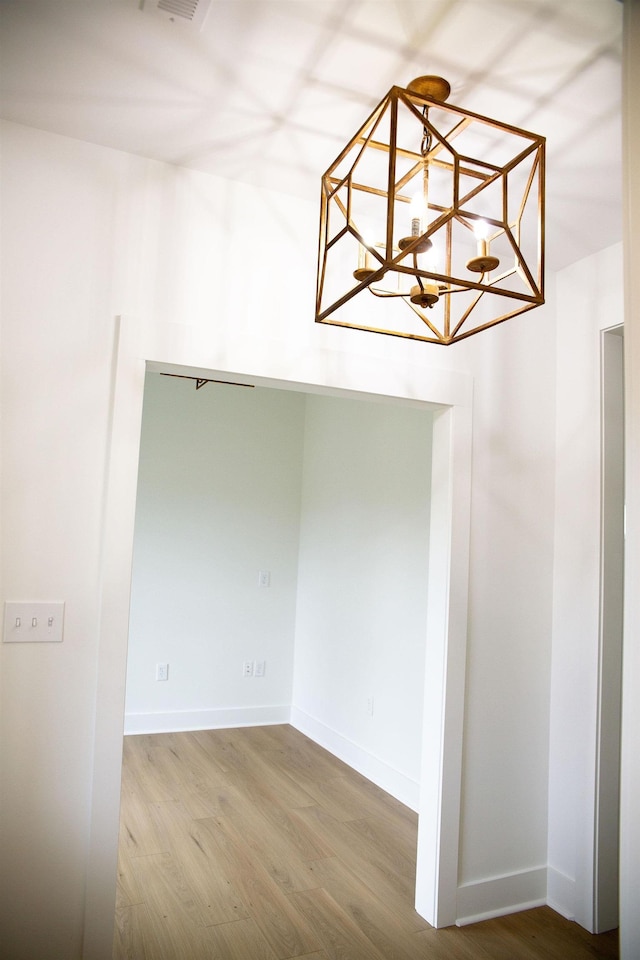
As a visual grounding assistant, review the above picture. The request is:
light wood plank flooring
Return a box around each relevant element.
[113,725,618,959]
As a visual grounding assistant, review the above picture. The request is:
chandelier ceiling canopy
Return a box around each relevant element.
[315,76,545,346]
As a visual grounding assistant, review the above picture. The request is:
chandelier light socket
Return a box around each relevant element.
[466,238,501,273]
[467,226,500,273]
[409,282,440,309]
[398,235,433,254]
[353,267,377,282]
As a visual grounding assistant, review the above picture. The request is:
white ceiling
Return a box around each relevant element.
[0,0,623,273]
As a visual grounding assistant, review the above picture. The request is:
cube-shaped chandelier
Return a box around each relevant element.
[316,77,545,346]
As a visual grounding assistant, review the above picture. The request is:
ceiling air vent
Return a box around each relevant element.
[140,0,212,30]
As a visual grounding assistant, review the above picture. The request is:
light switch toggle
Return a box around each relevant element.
[3,602,65,643]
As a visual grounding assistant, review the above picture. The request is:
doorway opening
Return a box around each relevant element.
[83,340,472,956]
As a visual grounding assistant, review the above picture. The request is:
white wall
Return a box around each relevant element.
[126,375,433,807]
[1,118,562,956]
[0,124,147,959]
[125,374,306,732]
[547,244,624,930]
[454,316,557,922]
[292,394,433,809]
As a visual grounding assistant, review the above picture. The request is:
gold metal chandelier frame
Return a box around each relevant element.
[315,77,545,346]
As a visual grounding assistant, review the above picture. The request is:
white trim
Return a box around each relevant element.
[290,707,420,812]
[124,705,291,735]
[82,318,147,959]
[594,327,624,934]
[621,6,640,956]
[415,402,473,928]
[547,866,577,921]
[456,866,547,926]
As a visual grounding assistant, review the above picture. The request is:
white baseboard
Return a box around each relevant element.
[289,706,420,811]
[456,866,547,926]
[546,866,576,921]
[124,704,291,735]
[125,706,419,813]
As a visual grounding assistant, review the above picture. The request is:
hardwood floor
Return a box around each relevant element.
[113,725,618,959]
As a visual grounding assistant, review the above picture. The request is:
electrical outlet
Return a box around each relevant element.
[367,696,374,716]
[156,663,169,681]
[242,660,254,678]
[258,570,271,588]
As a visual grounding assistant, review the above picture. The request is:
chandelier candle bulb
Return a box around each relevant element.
[475,219,490,256]
[399,193,432,253]
[354,243,375,282]
[466,219,500,274]
[411,193,424,236]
